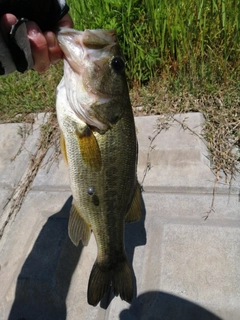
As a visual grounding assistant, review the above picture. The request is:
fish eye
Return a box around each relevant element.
[111,57,125,72]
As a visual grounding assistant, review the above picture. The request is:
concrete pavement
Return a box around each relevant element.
[0,113,239,320]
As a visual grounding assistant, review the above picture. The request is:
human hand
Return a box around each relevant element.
[0,13,73,74]
[27,13,73,73]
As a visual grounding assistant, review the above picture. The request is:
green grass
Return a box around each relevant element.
[0,63,63,123]
[69,0,240,84]
[0,0,239,177]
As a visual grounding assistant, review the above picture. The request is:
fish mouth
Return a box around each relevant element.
[57,27,117,74]
[57,27,118,81]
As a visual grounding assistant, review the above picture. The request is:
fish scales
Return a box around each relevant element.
[62,100,136,260]
[56,28,142,306]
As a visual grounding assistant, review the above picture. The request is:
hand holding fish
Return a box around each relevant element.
[0,0,73,75]
[0,13,73,74]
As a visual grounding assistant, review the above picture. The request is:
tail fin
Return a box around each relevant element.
[87,258,133,306]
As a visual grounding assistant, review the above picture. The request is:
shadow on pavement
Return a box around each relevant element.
[125,195,147,295]
[7,194,148,318]
[8,196,83,320]
[120,291,222,320]
[7,193,219,319]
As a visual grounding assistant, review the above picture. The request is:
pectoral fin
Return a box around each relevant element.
[68,201,91,246]
[125,183,142,223]
[60,132,68,164]
[76,126,102,171]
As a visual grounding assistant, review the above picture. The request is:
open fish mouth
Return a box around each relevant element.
[57,27,119,85]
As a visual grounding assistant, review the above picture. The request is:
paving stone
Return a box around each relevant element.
[0,114,51,246]
[0,122,29,189]
[160,224,240,320]
[135,113,216,191]
[141,191,240,220]
[32,113,239,196]
[33,113,217,192]
[0,191,72,320]
[31,148,70,191]
[1,190,239,320]
[114,193,239,320]
[0,113,239,320]
[0,190,11,216]
[0,114,47,190]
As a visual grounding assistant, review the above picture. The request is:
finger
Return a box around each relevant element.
[44,14,74,65]
[58,13,74,28]
[0,14,18,42]
[26,21,50,73]
[0,14,19,74]
[44,31,63,64]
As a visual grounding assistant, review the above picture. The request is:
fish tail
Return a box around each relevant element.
[87,258,133,306]
[112,259,134,303]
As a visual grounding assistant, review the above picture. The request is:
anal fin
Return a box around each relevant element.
[76,125,102,171]
[68,201,91,246]
[125,183,142,223]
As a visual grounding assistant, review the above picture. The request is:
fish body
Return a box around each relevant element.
[56,28,142,306]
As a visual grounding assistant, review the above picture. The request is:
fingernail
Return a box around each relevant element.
[52,58,61,65]
[26,21,40,38]
[45,32,56,48]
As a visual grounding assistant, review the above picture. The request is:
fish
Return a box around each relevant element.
[56,27,142,306]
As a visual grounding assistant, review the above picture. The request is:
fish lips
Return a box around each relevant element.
[57,27,117,48]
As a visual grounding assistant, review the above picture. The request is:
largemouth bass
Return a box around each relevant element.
[56,28,142,306]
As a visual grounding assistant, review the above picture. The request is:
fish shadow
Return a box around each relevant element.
[100,194,147,309]
[8,194,147,317]
[125,195,147,293]
[8,196,83,320]
[119,291,222,320]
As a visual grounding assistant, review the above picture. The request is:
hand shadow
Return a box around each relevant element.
[120,291,222,320]
[8,196,83,320]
